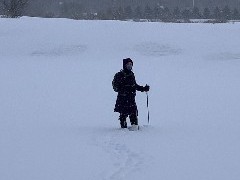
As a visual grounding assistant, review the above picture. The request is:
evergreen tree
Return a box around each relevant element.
[173,7,181,19]
[192,7,201,19]
[182,9,191,20]
[203,7,211,19]
[213,6,221,19]
[144,4,152,19]
[125,6,132,19]
[153,5,163,19]
[97,10,106,20]
[232,8,240,20]
[116,6,124,20]
[105,8,114,20]
[134,5,142,19]
[222,5,231,20]
[162,7,172,21]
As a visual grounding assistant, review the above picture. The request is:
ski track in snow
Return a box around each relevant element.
[31,44,87,57]
[95,129,147,180]
[134,42,181,57]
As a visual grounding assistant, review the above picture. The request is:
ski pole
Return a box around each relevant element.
[146,92,150,124]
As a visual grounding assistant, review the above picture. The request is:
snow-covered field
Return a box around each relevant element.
[1,17,240,180]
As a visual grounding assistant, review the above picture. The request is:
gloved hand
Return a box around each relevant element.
[143,84,150,92]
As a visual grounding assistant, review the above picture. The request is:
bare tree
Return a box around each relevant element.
[1,0,28,18]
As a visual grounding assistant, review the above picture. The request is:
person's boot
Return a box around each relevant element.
[130,114,138,125]
[120,120,127,128]
[119,114,127,128]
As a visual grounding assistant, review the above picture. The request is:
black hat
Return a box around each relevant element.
[123,58,133,69]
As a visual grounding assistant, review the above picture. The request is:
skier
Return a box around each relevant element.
[112,58,150,129]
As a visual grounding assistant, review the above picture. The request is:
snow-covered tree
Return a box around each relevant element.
[1,0,28,18]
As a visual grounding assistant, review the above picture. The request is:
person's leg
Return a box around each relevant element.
[129,112,138,125]
[119,113,128,128]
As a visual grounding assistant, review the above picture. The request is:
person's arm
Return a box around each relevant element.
[112,73,124,92]
[134,75,150,92]
[135,84,150,92]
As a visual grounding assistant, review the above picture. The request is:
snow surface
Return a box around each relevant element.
[1,17,240,180]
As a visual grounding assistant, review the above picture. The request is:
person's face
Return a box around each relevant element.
[126,62,133,70]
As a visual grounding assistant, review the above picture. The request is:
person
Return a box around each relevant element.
[112,58,150,128]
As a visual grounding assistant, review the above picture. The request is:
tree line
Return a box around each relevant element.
[59,3,240,22]
[1,0,240,22]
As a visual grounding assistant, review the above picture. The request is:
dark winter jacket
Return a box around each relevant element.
[112,69,145,115]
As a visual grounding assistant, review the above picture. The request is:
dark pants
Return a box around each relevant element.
[119,111,138,128]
